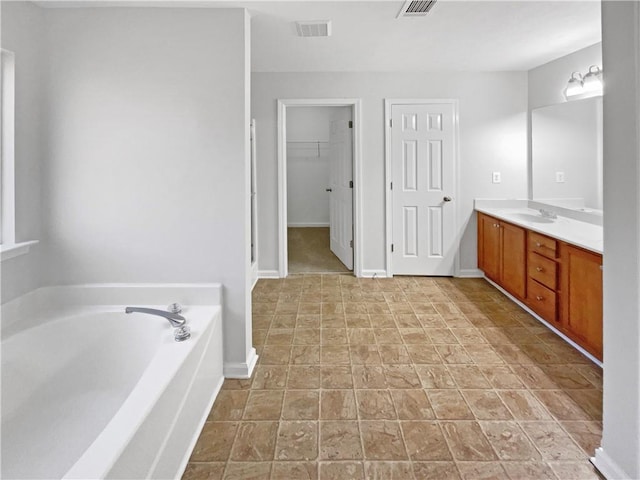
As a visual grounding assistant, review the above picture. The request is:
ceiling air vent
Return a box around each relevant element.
[295,20,332,37]
[397,0,437,18]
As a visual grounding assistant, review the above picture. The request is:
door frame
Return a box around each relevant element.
[384,98,461,277]
[277,98,363,278]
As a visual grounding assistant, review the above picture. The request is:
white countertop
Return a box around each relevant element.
[475,205,603,254]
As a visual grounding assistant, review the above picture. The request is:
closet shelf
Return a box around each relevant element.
[287,141,330,158]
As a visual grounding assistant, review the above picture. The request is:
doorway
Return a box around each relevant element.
[384,99,460,276]
[277,99,362,277]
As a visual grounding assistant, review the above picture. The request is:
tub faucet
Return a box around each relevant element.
[125,307,186,328]
[539,209,558,219]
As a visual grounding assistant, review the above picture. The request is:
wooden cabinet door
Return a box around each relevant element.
[501,222,527,299]
[560,244,603,359]
[478,213,500,281]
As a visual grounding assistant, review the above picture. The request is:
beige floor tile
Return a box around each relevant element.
[402,421,452,460]
[498,390,552,420]
[223,462,271,480]
[319,462,365,480]
[356,389,397,419]
[448,365,491,389]
[457,462,509,479]
[395,313,421,328]
[427,390,474,420]
[291,345,321,365]
[244,391,284,420]
[251,366,288,390]
[501,461,558,479]
[364,461,415,479]
[182,463,226,480]
[479,365,524,389]
[319,421,363,460]
[480,421,541,461]
[287,365,320,389]
[353,365,388,389]
[426,328,459,344]
[297,315,321,328]
[208,390,249,421]
[405,344,442,364]
[294,328,321,345]
[321,365,353,388]
[464,344,505,364]
[271,461,317,480]
[231,422,278,461]
[350,345,382,364]
[566,389,603,421]
[190,422,238,462]
[260,346,292,365]
[548,461,603,479]
[274,421,318,461]
[533,390,593,421]
[415,365,457,389]
[348,328,376,344]
[462,390,513,420]
[379,344,412,364]
[412,462,460,480]
[391,390,434,420]
[441,421,497,461]
[320,345,351,364]
[560,421,602,454]
[320,390,357,419]
[374,328,404,344]
[321,328,347,345]
[346,314,372,328]
[520,422,586,460]
[282,390,319,420]
[436,345,474,364]
[360,421,408,460]
[271,315,296,329]
[399,328,431,344]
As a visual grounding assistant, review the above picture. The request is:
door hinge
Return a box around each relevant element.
[391,244,394,253]
[390,182,393,190]
[389,119,393,128]
[348,120,353,129]
[350,239,353,248]
[349,180,353,188]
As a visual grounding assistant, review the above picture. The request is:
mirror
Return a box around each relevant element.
[531,97,603,213]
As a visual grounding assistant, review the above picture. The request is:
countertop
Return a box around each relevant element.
[475,206,603,254]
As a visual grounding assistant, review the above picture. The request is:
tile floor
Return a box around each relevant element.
[183,275,604,480]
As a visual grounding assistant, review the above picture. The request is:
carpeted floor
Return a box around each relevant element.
[288,227,351,274]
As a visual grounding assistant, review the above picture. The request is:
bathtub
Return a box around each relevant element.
[1,284,224,479]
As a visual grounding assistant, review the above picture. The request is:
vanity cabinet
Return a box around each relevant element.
[477,213,526,300]
[477,211,603,361]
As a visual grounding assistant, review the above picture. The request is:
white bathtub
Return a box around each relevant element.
[1,284,224,479]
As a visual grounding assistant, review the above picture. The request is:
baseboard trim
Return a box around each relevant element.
[287,223,330,228]
[258,270,280,279]
[224,348,258,379]
[592,447,632,479]
[484,276,602,367]
[456,268,484,278]
[360,269,389,278]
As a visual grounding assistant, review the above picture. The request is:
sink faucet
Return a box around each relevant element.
[125,307,186,328]
[539,209,558,219]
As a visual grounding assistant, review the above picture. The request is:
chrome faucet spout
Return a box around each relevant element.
[125,307,186,327]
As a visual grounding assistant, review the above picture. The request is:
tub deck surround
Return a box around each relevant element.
[474,200,603,254]
[1,284,224,480]
[181,275,602,480]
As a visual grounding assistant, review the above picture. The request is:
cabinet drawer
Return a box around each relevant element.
[527,278,557,323]
[528,252,557,290]
[529,231,557,259]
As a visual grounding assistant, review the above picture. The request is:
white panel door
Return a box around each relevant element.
[391,103,456,275]
[329,107,353,270]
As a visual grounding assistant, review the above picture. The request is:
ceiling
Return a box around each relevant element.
[36,0,602,72]
[247,1,601,72]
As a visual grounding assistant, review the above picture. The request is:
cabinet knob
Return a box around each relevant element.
[536,295,543,301]
[535,242,542,247]
[536,267,543,272]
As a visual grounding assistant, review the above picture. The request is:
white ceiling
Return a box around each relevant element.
[246,1,601,72]
[36,0,602,72]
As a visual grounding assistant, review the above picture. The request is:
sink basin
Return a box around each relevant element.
[508,213,555,224]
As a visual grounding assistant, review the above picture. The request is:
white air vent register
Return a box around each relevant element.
[295,20,332,37]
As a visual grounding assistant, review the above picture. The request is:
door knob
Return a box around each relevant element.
[443,196,452,202]
[326,188,332,192]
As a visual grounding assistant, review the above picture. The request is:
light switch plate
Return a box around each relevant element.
[492,172,501,184]
[556,171,565,183]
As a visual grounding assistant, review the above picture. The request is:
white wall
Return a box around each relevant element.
[594,2,640,479]
[286,107,331,227]
[40,7,253,373]
[253,72,528,276]
[1,2,45,303]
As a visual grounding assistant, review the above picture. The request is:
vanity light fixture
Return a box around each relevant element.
[564,72,584,98]
[564,65,603,99]
[582,65,603,94]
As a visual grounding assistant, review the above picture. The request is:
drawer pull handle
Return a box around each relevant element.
[536,267,543,272]
[536,295,544,301]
